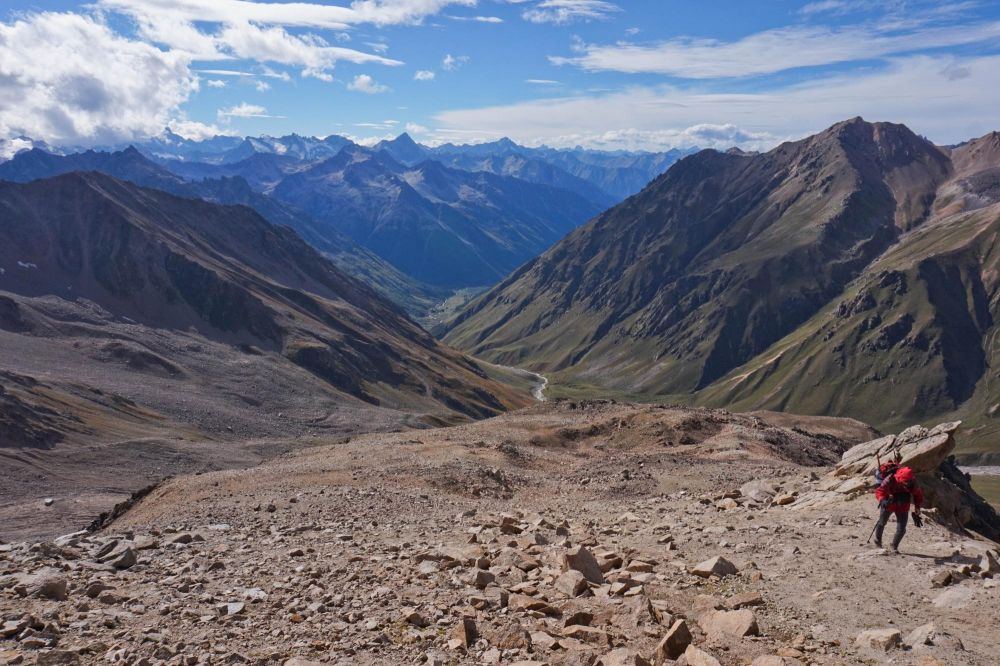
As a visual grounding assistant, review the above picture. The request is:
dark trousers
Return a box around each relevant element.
[875,508,909,549]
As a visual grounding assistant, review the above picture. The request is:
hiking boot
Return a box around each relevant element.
[874,538,882,548]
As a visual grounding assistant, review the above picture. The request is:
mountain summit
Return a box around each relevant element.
[444,118,1000,445]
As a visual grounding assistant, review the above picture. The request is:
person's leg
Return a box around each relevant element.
[874,506,891,547]
[891,510,909,551]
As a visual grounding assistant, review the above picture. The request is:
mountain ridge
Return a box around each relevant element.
[442,118,1000,452]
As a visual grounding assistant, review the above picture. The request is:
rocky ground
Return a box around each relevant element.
[2,401,998,665]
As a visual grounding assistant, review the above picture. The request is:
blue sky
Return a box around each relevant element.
[2,1,1000,151]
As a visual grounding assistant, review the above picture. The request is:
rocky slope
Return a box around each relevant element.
[0,173,526,540]
[2,402,998,665]
[444,119,1000,451]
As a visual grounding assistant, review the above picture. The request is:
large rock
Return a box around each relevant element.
[682,645,722,666]
[932,586,974,609]
[654,619,691,660]
[26,572,69,601]
[555,569,588,597]
[563,546,605,584]
[699,609,759,639]
[855,628,902,651]
[690,556,738,579]
[836,423,959,477]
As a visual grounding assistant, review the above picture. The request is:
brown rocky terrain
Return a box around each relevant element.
[3,401,998,665]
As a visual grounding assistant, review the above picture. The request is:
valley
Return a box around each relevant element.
[4,120,1000,665]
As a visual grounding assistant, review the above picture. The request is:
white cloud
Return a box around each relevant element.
[96,1,414,82]
[442,53,469,71]
[347,74,390,94]
[218,102,284,120]
[206,79,227,88]
[355,121,397,129]
[405,122,430,134]
[99,0,477,30]
[168,118,233,140]
[216,21,401,81]
[0,12,197,146]
[551,19,1000,78]
[526,79,560,84]
[520,1,621,25]
[432,54,1000,150]
[448,15,504,23]
[260,66,291,81]
[197,69,253,77]
[414,69,436,81]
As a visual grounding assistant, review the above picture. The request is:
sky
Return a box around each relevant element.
[1,0,999,152]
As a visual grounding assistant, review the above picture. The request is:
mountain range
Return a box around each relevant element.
[0,147,448,318]
[443,118,1000,457]
[0,131,687,304]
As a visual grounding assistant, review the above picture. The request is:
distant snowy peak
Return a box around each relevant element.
[0,136,61,160]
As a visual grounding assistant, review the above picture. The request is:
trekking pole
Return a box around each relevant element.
[866,520,878,544]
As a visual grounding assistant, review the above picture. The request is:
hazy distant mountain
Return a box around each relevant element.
[155,152,318,192]
[428,139,695,200]
[374,133,429,166]
[527,146,695,200]
[272,145,604,288]
[0,147,186,189]
[444,118,1000,450]
[70,130,693,203]
[0,147,447,318]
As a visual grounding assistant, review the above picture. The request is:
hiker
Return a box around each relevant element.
[874,465,924,552]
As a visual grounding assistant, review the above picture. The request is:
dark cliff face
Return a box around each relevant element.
[0,173,522,419]
[443,119,1000,442]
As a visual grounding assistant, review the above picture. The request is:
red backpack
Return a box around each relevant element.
[875,461,898,485]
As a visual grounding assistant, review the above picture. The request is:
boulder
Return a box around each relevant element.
[35,652,80,665]
[555,569,588,597]
[932,586,974,609]
[563,546,605,584]
[699,609,759,639]
[449,617,478,648]
[740,480,777,503]
[682,645,722,666]
[27,573,68,601]
[562,625,610,646]
[110,547,137,570]
[855,628,902,651]
[690,556,738,579]
[654,619,691,660]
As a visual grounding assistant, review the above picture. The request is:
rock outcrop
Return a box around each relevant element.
[793,421,1000,540]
